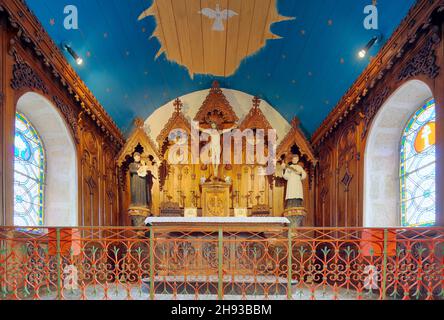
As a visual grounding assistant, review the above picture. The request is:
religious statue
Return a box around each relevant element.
[283,154,307,208]
[129,152,155,226]
[282,154,308,227]
[201,122,233,180]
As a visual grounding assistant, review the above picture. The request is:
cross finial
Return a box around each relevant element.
[133,117,144,129]
[173,98,183,113]
[252,96,261,109]
[212,80,220,88]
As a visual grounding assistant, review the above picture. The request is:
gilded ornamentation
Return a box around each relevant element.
[201,182,231,217]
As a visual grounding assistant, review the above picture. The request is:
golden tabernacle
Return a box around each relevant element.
[201,181,231,217]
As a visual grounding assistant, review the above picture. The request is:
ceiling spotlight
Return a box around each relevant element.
[63,43,83,65]
[358,36,379,59]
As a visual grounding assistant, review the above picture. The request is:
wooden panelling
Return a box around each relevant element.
[312,3,444,227]
[0,4,123,227]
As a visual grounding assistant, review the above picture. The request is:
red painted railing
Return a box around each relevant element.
[0,227,442,300]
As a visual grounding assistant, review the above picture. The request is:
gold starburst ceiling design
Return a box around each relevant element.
[139,0,294,78]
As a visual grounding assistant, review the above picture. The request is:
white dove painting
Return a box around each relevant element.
[138,0,294,77]
[199,4,238,31]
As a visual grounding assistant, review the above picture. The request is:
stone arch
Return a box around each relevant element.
[16,92,78,226]
[363,80,433,227]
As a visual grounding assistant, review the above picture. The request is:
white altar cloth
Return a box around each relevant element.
[145,216,290,225]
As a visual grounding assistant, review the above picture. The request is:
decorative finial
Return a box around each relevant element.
[173,97,183,113]
[252,96,261,109]
[212,80,220,88]
[291,117,300,128]
[133,117,144,129]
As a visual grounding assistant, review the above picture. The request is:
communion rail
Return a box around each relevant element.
[0,226,442,300]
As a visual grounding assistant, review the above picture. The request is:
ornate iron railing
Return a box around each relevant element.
[0,226,442,300]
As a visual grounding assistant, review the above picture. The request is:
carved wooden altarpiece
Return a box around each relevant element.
[118,82,316,222]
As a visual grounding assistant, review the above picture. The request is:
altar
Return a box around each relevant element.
[145,216,290,227]
[117,81,318,226]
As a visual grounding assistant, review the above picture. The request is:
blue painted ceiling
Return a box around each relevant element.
[25,0,416,136]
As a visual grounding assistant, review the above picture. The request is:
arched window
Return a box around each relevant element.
[400,99,436,227]
[13,112,46,226]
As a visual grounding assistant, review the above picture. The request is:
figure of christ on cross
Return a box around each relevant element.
[201,122,234,181]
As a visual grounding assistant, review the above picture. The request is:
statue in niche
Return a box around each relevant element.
[129,152,155,226]
[283,154,307,208]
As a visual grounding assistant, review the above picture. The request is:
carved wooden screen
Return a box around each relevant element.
[400,99,436,227]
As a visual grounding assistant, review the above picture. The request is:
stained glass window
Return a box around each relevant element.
[13,112,45,227]
[400,99,436,227]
